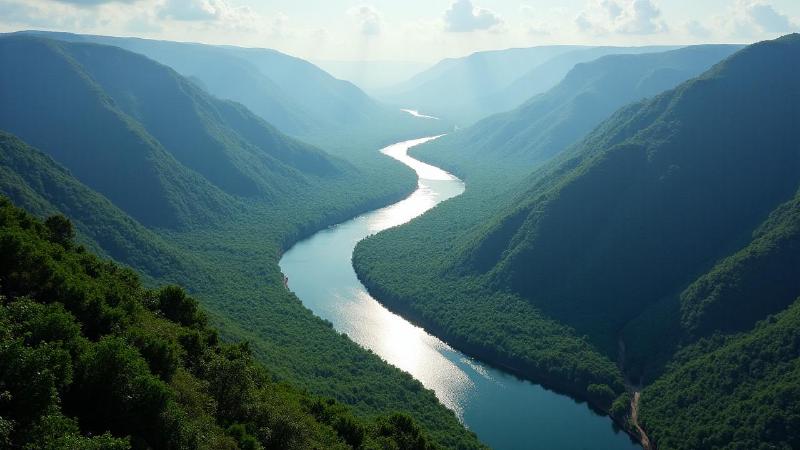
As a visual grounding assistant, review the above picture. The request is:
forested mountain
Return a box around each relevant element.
[15,30,441,141]
[376,46,581,119]
[468,34,800,354]
[378,45,677,124]
[354,33,800,448]
[0,197,447,449]
[0,35,348,229]
[483,45,681,116]
[0,35,481,448]
[0,131,190,281]
[415,45,739,175]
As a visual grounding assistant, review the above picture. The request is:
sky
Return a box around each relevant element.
[0,0,798,62]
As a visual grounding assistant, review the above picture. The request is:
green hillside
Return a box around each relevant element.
[379,45,680,124]
[0,131,193,283]
[484,45,681,115]
[0,35,358,229]
[413,44,740,175]
[0,197,451,449]
[0,36,480,448]
[472,34,800,354]
[15,30,447,144]
[640,295,800,449]
[354,34,800,447]
[0,36,237,229]
[0,128,481,449]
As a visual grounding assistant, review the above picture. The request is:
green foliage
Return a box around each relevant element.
[0,35,356,229]
[679,193,800,338]
[0,119,475,449]
[0,35,473,448]
[586,384,617,409]
[640,299,800,449]
[44,214,74,247]
[0,130,196,281]
[354,34,800,449]
[609,393,631,421]
[0,198,452,449]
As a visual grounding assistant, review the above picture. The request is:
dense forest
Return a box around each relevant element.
[2,19,798,450]
[0,34,480,448]
[354,33,800,448]
[0,197,450,449]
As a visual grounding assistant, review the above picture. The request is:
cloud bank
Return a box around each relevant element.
[443,0,502,32]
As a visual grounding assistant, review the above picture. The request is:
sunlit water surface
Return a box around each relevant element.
[400,108,441,120]
[279,136,640,450]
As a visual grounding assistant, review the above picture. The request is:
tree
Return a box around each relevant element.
[44,215,74,247]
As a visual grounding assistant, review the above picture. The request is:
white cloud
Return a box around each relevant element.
[575,0,667,35]
[684,19,711,37]
[519,3,564,36]
[348,4,382,36]
[158,0,216,21]
[50,0,138,5]
[268,12,289,38]
[715,1,797,39]
[443,0,502,33]
[158,0,265,31]
[743,1,794,32]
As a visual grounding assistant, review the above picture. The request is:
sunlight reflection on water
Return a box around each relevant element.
[280,135,470,415]
[278,136,641,450]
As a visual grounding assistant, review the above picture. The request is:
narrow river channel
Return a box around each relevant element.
[279,136,640,450]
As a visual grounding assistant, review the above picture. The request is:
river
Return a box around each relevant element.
[279,136,640,450]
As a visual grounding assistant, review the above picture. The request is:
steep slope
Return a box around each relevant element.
[467,34,800,353]
[0,36,233,229]
[353,34,800,439]
[379,45,679,124]
[16,31,443,142]
[0,35,482,449]
[484,45,681,114]
[0,131,192,281]
[0,35,348,228]
[621,190,800,382]
[377,46,581,119]
[414,45,739,174]
[13,30,313,134]
[62,40,343,195]
[639,295,800,450]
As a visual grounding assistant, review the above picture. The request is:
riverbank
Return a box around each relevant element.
[283,136,640,450]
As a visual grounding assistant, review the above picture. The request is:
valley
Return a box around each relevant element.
[280,136,639,449]
[0,12,797,449]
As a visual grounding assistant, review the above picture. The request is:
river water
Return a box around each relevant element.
[279,136,640,450]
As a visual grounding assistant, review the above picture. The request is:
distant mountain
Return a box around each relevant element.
[14,31,440,141]
[414,45,740,174]
[483,45,682,115]
[312,60,430,91]
[376,46,582,119]
[378,45,679,124]
[0,35,348,229]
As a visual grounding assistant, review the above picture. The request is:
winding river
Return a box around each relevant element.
[279,136,640,450]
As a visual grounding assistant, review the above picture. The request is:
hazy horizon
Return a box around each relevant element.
[0,0,797,63]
